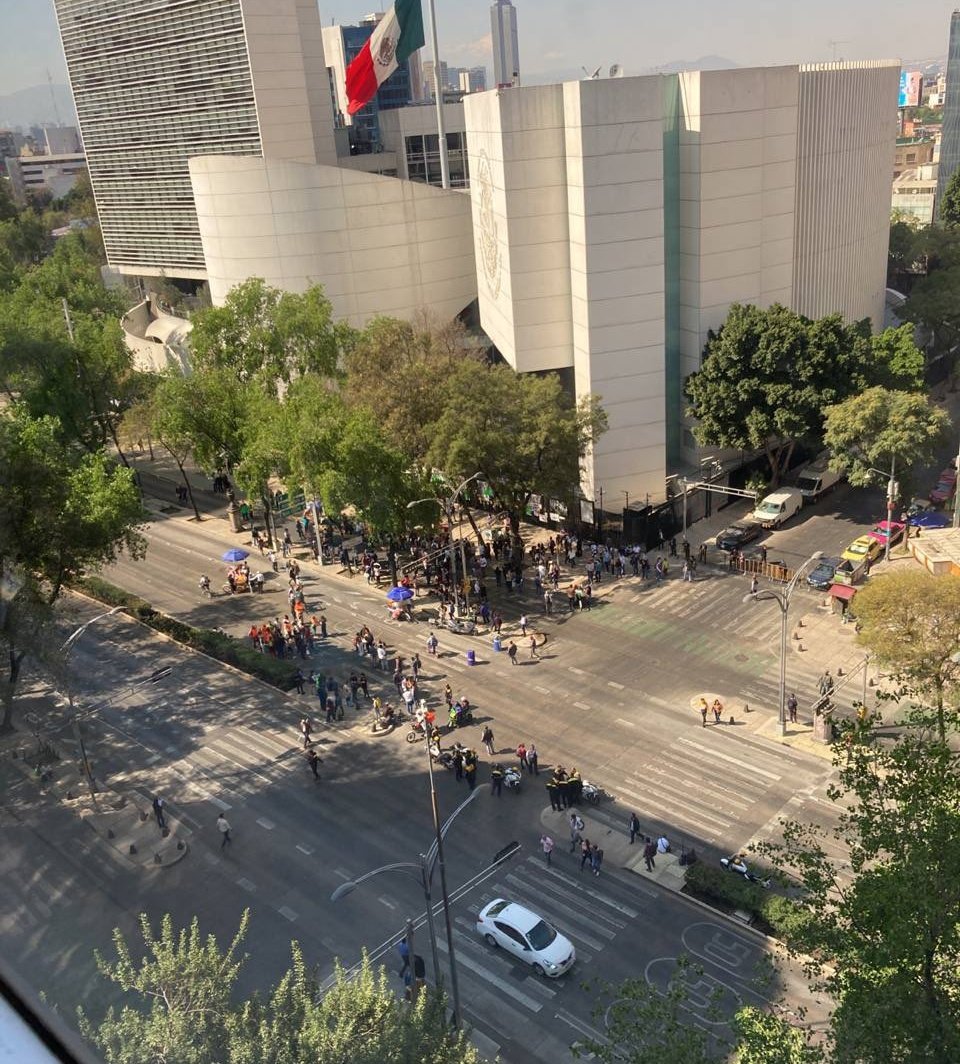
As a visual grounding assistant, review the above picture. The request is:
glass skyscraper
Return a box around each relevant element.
[490,0,520,88]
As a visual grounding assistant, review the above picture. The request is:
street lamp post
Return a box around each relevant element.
[330,781,480,1027]
[407,472,483,619]
[744,551,823,736]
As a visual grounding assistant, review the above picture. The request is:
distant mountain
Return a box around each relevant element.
[0,83,76,130]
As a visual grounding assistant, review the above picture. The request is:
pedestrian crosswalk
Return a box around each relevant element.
[603,728,829,847]
[432,854,648,1055]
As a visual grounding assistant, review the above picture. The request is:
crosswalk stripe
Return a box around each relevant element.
[640,759,762,807]
[501,875,611,950]
[512,865,628,931]
[539,863,643,918]
[439,932,545,1012]
[614,781,733,831]
[677,737,782,780]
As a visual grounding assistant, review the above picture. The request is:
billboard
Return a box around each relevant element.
[899,70,922,108]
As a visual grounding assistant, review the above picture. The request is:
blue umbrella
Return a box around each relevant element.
[386,586,414,602]
[222,548,250,562]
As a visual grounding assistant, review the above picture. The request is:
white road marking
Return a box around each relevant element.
[236,877,256,892]
[378,895,397,910]
[296,844,313,855]
[534,685,551,695]
[615,718,635,727]
[607,680,625,690]
[568,666,586,675]
[574,701,590,710]
[278,906,298,922]
[437,938,543,1012]
[256,817,275,830]
[677,737,782,781]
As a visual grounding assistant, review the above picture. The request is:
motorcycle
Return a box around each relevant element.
[447,701,474,730]
[432,741,466,770]
[371,704,403,734]
[720,854,771,888]
[405,711,438,744]
[444,617,476,636]
[503,766,522,792]
[581,780,606,805]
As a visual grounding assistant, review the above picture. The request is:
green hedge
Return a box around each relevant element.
[684,862,810,943]
[73,577,296,690]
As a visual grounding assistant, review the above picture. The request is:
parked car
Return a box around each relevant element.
[751,488,803,529]
[715,522,762,552]
[868,520,906,548]
[795,451,844,500]
[806,557,840,590]
[930,469,957,505]
[476,899,575,978]
[841,535,882,564]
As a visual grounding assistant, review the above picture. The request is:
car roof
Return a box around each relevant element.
[484,899,541,933]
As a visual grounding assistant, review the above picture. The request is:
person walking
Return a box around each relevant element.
[699,698,708,728]
[452,745,464,781]
[517,742,529,771]
[152,796,166,831]
[464,752,478,791]
[427,632,438,656]
[299,716,313,748]
[292,668,305,695]
[546,777,562,811]
[528,743,539,775]
[540,834,555,866]
[579,838,592,873]
[519,615,528,636]
[306,749,321,781]
[217,813,232,850]
[629,811,640,845]
[643,836,656,872]
[750,574,759,595]
[529,634,540,661]
[712,699,723,724]
[507,640,518,665]
[411,654,422,682]
[481,724,495,756]
[569,811,585,852]
[787,692,799,723]
[590,844,604,877]
[490,763,504,797]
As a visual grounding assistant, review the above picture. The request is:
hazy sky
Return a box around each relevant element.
[1,0,958,96]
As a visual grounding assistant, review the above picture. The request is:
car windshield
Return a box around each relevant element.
[526,919,558,951]
[757,502,780,515]
[848,542,867,555]
[485,900,509,917]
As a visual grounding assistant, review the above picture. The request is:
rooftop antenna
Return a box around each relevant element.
[609,63,624,78]
[581,65,601,80]
[827,40,849,62]
[46,68,63,126]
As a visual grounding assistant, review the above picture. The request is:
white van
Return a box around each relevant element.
[795,452,843,501]
[752,487,803,529]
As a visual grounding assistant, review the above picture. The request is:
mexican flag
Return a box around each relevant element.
[345,0,425,115]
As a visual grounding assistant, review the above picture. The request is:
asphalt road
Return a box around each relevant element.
[0,490,865,1062]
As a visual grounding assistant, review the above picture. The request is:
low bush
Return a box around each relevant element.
[73,577,295,690]
[685,861,811,942]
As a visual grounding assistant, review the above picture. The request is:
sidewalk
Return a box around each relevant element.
[3,702,189,872]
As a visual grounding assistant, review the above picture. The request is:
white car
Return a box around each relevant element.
[476,898,575,977]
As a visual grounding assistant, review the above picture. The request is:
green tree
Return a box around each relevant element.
[575,963,721,1063]
[850,571,960,741]
[732,1008,823,1064]
[755,731,960,1064]
[940,168,960,229]
[684,304,886,486]
[823,387,950,487]
[900,264,960,360]
[188,279,348,395]
[0,410,146,731]
[343,312,484,461]
[868,325,925,391]
[79,911,481,1064]
[425,360,607,545]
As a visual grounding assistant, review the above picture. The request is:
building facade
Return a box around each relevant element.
[460,67,488,94]
[378,102,469,187]
[490,0,520,88]
[5,152,86,203]
[323,16,422,149]
[937,9,960,208]
[53,0,338,279]
[463,62,899,505]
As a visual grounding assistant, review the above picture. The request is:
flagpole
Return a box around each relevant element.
[425,0,450,189]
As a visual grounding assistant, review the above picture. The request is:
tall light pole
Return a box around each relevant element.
[744,551,823,736]
[331,780,480,1027]
[407,472,482,619]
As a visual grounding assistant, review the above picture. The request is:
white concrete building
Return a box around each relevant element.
[53,0,338,279]
[4,152,86,204]
[463,62,899,505]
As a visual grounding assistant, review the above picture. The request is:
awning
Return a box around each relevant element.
[829,583,857,601]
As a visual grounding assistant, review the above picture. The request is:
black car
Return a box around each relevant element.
[715,522,762,552]
[806,557,839,591]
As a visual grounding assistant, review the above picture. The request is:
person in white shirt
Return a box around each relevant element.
[657,835,671,854]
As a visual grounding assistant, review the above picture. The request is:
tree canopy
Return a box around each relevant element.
[684,304,923,485]
[822,387,950,486]
[78,910,481,1064]
[940,168,960,229]
[188,279,347,395]
[850,570,960,740]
